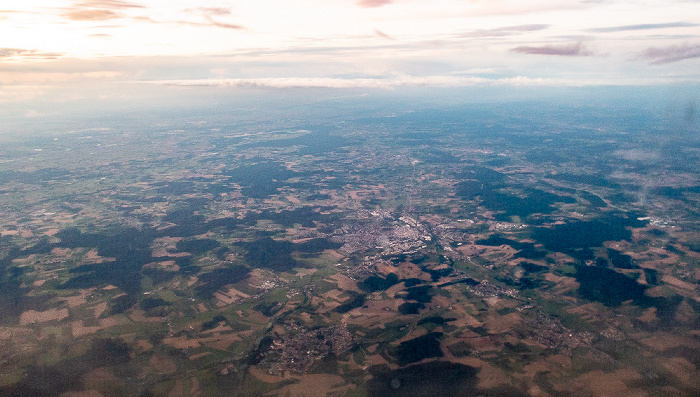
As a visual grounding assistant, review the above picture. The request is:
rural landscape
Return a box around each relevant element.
[1,94,699,396]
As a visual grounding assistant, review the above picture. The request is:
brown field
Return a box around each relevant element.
[637,307,658,323]
[201,324,233,334]
[662,275,697,293]
[137,339,153,351]
[249,365,290,384]
[286,195,301,204]
[342,297,403,328]
[149,355,177,374]
[639,332,700,351]
[92,302,107,318]
[50,247,72,257]
[482,312,523,334]
[545,273,579,293]
[143,260,179,272]
[321,289,344,302]
[567,369,646,397]
[188,331,244,351]
[363,352,391,367]
[269,374,354,397]
[662,356,699,388]
[84,249,114,263]
[164,336,201,349]
[71,320,100,337]
[64,390,104,397]
[214,291,237,306]
[324,249,344,259]
[394,327,427,344]
[168,379,184,397]
[292,267,317,276]
[328,273,359,292]
[82,367,118,391]
[20,308,69,325]
[99,316,120,328]
[388,261,426,280]
[150,236,185,257]
[63,289,95,308]
[476,362,513,390]
[32,279,46,287]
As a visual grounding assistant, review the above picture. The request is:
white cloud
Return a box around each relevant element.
[139,75,598,88]
[1,0,699,92]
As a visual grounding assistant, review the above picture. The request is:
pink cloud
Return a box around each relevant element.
[641,43,700,65]
[0,47,63,59]
[374,29,394,40]
[205,16,243,30]
[511,42,592,56]
[75,1,145,9]
[186,7,232,16]
[63,9,121,21]
[357,0,393,8]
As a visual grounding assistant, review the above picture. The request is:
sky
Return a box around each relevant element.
[1,0,700,118]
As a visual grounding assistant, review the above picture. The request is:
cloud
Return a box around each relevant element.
[0,48,27,57]
[185,7,232,16]
[461,24,549,38]
[139,75,572,89]
[0,10,19,18]
[204,16,244,30]
[60,1,145,22]
[78,9,245,30]
[0,66,124,84]
[587,22,698,33]
[63,1,235,31]
[510,42,592,56]
[0,48,63,60]
[126,9,243,30]
[374,29,395,40]
[63,9,121,21]
[461,2,587,17]
[357,0,393,8]
[75,0,145,9]
[640,43,700,64]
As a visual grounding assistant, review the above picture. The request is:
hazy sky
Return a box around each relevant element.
[2,0,699,114]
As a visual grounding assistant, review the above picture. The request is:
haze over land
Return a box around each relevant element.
[2,0,700,120]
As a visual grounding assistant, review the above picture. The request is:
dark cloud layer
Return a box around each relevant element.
[510,42,591,56]
[588,21,697,33]
[641,43,700,64]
